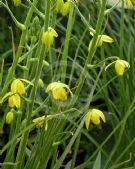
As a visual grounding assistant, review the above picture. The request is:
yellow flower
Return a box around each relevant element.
[11,79,25,95]
[13,0,21,6]
[115,59,130,76]
[6,112,14,124]
[46,82,73,101]
[41,27,58,48]
[56,0,64,12]
[85,109,106,129]
[89,32,113,49]
[38,79,44,88]
[60,1,70,16]
[8,93,21,109]
[126,0,135,7]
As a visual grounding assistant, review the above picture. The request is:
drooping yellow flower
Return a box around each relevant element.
[41,27,58,49]
[8,93,21,109]
[11,79,25,95]
[46,82,73,101]
[126,0,135,8]
[89,32,113,49]
[6,112,14,124]
[13,0,21,6]
[60,1,71,16]
[56,0,64,13]
[115,59,130,76]
[85,109,106,129]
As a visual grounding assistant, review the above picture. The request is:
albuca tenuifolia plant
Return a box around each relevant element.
[0,0,135,169]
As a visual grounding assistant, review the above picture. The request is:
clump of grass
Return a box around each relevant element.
[0,0,135,169]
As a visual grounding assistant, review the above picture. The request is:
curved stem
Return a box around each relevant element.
[61,2,74,83]
[70,0,107,107]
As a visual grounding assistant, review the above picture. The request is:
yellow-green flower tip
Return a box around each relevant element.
[46,82,73,101]
[41,27,58,48]
[13,0,21,6]
[6,112,14,124]
[33,116,45,128]
[8,93,21,109]
[60,1,70,16]
[115,60,130,76]
[126,0,135,8]
[85,109,106,129]
[56,0,64,12]
[38,79,44,88]
[11,79,25,95]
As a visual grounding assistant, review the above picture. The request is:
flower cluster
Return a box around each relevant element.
[56,0,71,16]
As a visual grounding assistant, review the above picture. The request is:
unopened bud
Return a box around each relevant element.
[6,112,14,124]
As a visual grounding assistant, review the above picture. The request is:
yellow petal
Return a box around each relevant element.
[115,60,130,76]
[90,109,106,125]
[60,1,70,16]
[52,87,67,101]
[126,0,134,7]
[6,112,14,124]
[46,82,73,97]
[85,112,91,129]
[97,37,103,47]
[49,28,58,37]
[101,35,114,43]
[56,0,64,12]
[42,32,54,48]
[0,92,12,104]
[8,94,21,109]
[11,79,25,95]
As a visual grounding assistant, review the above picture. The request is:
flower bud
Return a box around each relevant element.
[115,60,130,76]
[11,79,25,95]
[60,1,70,16]
[126,0,135,8]
[41,27,58,48]
[56,0,64,12]
[33,116,45,128]
[13,0,21,6]
[6,112,14,124]
[38,79,44,88]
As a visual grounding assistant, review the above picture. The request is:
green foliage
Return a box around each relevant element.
[0,0,135,169]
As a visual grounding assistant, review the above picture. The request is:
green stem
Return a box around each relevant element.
[61,2,74,83]
[53,115,86,169]
[70,0,107,106]
[0,1,26,31]
[14,0,51,168]
[70,133,81,169]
